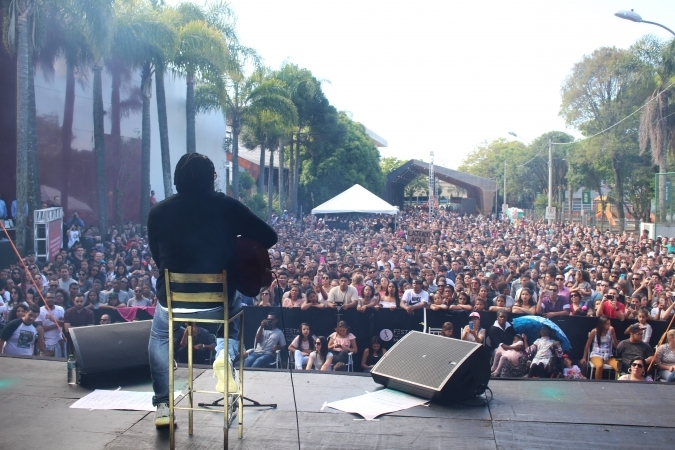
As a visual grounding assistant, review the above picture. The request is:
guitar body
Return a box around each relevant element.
[234,236,272,297]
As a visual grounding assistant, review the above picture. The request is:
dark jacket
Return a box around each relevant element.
[487,321,515,352]
[148,190,277,310]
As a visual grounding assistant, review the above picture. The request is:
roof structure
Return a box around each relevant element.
[312,184,398,215]
[385,160,497,213]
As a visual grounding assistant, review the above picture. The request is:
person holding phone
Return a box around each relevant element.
[535,283,570,318]
[595,288,626,320]
[461,312,485,343]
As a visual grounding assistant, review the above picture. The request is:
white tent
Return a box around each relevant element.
[311,184,398,215]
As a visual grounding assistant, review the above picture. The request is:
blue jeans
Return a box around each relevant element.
[149,298,241,407]
[216,338,239,362]
[244,352,276,368]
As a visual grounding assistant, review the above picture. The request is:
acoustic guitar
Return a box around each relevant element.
[233,236,272,297]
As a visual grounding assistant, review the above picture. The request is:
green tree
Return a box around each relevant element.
[80,0,115,235]
[111,0,176,227]
[380,156,406,175]
[630,36,675,220]
[275,63,319,213]
[299,112,385,208]
[560,46,647,229]
[239,75,297,219]
[4,0,38,252]
[173,2,229,154]
[404,174,428,202]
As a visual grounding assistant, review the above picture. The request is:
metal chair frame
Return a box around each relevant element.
[166,270,245,450]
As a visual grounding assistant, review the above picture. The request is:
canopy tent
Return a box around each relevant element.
[311,184,398,215]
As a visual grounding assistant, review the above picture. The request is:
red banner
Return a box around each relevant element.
[49,219,62,261]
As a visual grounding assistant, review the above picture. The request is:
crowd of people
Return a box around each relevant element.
[2,204,675,381]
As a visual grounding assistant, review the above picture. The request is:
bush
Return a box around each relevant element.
[244,194,266,220]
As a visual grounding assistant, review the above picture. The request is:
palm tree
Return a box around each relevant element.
[633,37,675,221]
[148,1,180,199]
[194,59,302,204]
[240,78,297,218]
[79,0,115,236]
[173,3,229,154]
[4,0,40,253]
[274,64,319,214]
[111,0,176,227]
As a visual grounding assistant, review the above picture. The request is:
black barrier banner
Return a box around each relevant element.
[114,306,672,369]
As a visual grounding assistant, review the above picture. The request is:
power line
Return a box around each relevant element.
[552,82,675,146]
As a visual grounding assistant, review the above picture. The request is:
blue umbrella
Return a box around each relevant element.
[512,316,571,351]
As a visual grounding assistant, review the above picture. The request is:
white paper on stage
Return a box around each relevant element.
[324,388,428,420]
[70,390,182,412]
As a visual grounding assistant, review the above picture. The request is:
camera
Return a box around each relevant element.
[606,294,614,300]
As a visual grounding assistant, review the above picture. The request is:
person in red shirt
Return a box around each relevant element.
[596,288,626,320]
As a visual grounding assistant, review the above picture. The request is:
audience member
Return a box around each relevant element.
[360,336,386,372]
[244,313,285,368]
[306,336,333,371]
[288,323,315,369]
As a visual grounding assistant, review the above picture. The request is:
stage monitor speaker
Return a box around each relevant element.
[70,320,152,380]
[371,331,490,404]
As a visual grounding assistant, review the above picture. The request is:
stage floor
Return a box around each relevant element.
[1,355,673,449]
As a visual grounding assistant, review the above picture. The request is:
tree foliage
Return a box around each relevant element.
[380,156,406,175]
[299,112,385,209]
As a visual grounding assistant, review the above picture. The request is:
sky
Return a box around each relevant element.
[169,0,674,169]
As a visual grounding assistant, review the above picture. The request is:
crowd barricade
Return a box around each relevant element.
[98,306,671,369]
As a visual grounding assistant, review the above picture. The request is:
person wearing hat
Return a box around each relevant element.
[400,277,429,315]
[461,312,485,343]
[615,323,654,374]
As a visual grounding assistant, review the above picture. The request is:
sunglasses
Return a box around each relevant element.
[556,278,564,281]
[631,363,644,368]
[315,342,322,345]
[261,292,270,296]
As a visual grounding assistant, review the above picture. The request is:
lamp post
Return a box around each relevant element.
[509,131,555,224]
[615,10,675,37]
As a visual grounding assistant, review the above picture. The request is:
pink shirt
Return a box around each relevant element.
[329,332,356,349]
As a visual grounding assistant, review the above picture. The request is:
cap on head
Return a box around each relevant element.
[628,323,642,334]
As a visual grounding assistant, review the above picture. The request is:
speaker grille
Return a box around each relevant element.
[372,331,480,390]
[70,321,152,374]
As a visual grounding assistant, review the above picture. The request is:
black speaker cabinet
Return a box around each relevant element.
[371,331,490,404]
[69,320,152,381]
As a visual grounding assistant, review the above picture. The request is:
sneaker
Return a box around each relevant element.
[213,355,238,394]
[154,403,176,428]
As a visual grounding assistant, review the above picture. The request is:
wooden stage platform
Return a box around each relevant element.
[1,355,673,449]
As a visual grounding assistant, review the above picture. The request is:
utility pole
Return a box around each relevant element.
[503,160,507,213]
[548,139,553,225]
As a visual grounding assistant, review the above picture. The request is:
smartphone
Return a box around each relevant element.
[469,321,474,330]
[320,256,325,264]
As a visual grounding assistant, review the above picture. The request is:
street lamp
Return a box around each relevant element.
[510,131,554,224]
[615,10,675,37]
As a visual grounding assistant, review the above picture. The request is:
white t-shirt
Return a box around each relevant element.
[67,229,80,248]
[401,289,429,307]
[327,285,359,306]
[1,320,38,355]
[38,306,64,346]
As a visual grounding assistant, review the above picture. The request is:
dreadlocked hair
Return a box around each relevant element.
[174,153,215,194]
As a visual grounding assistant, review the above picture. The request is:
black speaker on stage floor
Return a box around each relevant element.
[70,320,152,382]
[371,331,490,404]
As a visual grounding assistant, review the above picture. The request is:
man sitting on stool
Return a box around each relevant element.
[176,322,216,364]
[244,313,285,368]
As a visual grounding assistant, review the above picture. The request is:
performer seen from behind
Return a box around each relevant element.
[148,153,277,427]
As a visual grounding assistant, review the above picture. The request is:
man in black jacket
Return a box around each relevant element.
[148,153,277,427]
